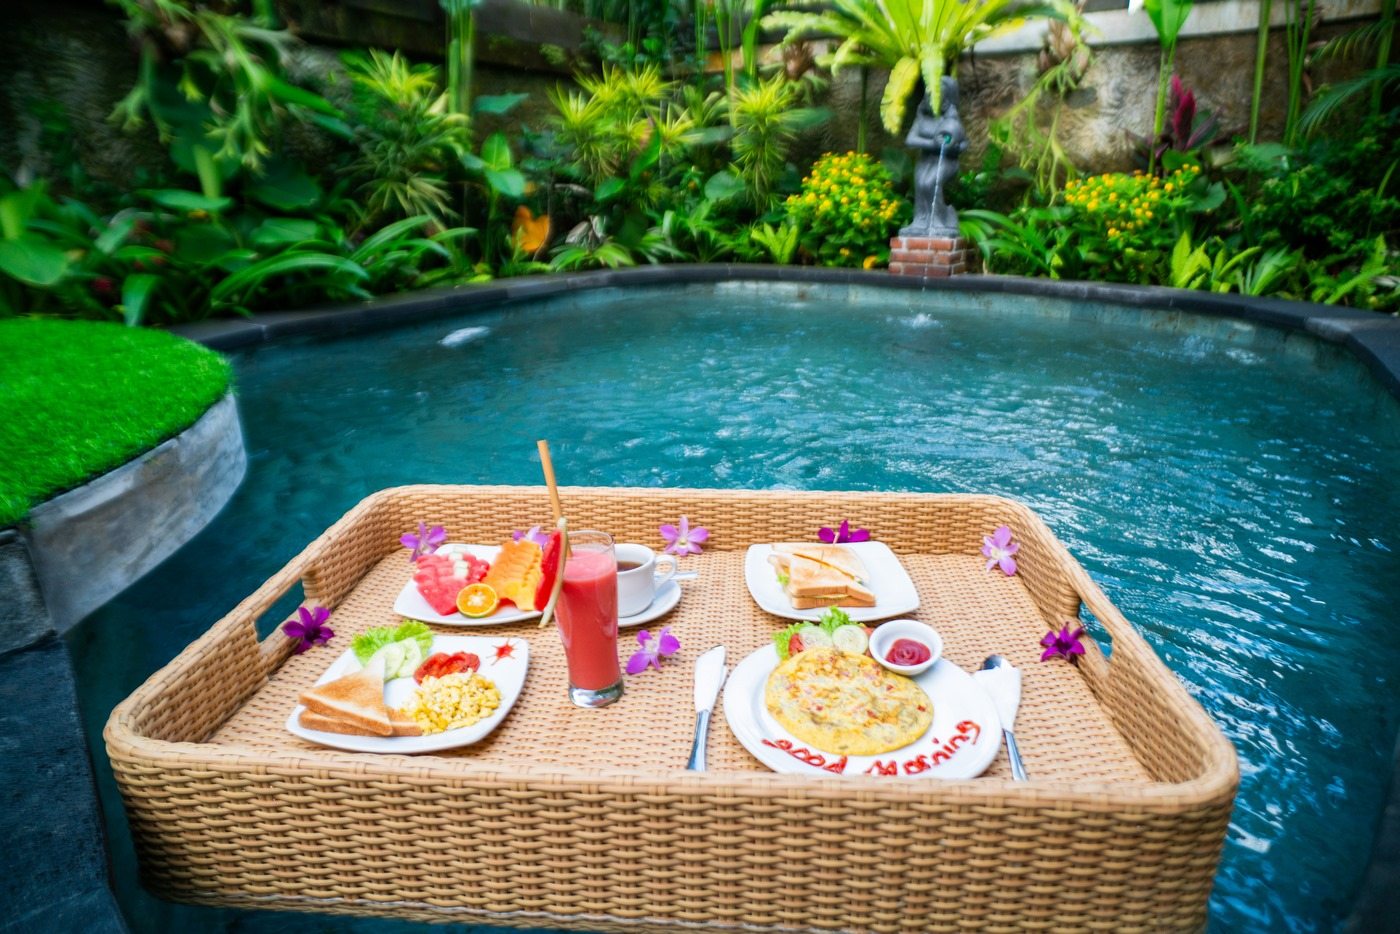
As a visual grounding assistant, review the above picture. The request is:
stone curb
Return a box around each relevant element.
[23,393,247,633]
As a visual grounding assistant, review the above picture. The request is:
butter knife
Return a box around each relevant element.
[685,646,728,771]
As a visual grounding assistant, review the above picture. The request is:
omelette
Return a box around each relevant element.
[765,647,933,756]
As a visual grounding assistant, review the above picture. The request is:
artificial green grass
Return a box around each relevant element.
[0,320,233,527]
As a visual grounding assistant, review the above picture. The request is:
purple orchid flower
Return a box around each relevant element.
[818,520,870,544]
[660,516,708,556]
[400,522,447,563]
[283,606,334,654]
[512,526,550,547]
[1040,624,1087,663]
[626,626,681,674]
[981,525,1020,576]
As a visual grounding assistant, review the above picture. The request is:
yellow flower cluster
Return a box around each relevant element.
[785,151,908,267]
[1062,165,1200,239]
[787,152,902,232]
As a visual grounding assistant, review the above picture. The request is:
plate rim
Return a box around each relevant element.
[284,633,530,754]
[743,540,921,622]
[721,643,1002,780]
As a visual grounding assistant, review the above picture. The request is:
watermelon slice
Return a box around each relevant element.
[413,553,469,616]
[534,530,563,612]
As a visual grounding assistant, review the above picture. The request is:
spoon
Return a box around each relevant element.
[981,655,1029,781]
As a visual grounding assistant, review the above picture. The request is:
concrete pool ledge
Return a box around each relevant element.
[24,393,247,634]
[171,266,1400,402]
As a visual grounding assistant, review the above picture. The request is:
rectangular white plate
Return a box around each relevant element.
[285,634,529,754]
[392,543,542,626]
[744,541,920,622]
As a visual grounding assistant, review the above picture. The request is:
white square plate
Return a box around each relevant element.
[744,541,920,622]
[392,544,542,626]
[285,634,529,754]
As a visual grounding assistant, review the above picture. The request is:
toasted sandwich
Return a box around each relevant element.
[299,706,422,737]
[298,655,395,736]
[768,544,876,609]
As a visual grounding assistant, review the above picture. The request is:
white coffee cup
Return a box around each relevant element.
[615,543,679,618]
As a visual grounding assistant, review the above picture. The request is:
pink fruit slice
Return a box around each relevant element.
[413,553,469,616]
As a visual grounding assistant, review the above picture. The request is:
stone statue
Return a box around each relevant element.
[900,77,969,238]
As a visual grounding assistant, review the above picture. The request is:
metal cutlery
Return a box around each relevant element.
[685,645,727,771]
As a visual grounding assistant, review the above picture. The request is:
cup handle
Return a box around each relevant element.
[653,554,678,587]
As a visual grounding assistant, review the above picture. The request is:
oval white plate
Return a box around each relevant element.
[285,634,529,754]
[392,544,542,626]
[743,541,920,622]
[722,645,1002,780]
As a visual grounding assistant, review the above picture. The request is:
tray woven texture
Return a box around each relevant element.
[107,486,1238,934]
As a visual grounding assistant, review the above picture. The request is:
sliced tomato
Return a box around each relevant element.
[787,633,805,655]
[413,651,481,683]
[445,651,481,674]
[534,529,563,611]
[413,652,451,684]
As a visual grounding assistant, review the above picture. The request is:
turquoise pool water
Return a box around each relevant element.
[70,282,1400,933]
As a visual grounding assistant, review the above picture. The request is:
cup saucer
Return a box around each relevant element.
[619,580,682,629]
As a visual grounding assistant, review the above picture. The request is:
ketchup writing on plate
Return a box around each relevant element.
[887,638,931,666]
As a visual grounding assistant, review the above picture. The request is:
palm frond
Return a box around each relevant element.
[1299,63,1400,136]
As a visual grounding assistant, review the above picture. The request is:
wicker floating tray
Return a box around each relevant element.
[106,486,1238,934]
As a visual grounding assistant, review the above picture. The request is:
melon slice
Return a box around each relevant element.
[413,553,469,616]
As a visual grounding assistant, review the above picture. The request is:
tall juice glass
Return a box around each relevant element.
[556,530,623,708]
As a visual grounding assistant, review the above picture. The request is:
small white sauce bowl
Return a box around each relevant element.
[869,619,943,676]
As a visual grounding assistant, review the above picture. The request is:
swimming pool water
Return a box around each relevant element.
[69,283,1400,933]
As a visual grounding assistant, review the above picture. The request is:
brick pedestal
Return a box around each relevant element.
[888,235,970,278]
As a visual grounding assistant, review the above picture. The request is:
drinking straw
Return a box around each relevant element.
[537,439,564,524]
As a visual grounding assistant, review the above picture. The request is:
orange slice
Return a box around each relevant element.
[457,582,500,618]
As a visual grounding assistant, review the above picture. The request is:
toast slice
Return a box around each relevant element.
[769,543,870,585]
[298,655,393,736]
[299,706,423,737]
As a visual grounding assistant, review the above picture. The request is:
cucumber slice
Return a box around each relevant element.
[796,624,833,649]
[831,625,869,656]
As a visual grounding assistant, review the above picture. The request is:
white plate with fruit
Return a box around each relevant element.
[393,542,543,626]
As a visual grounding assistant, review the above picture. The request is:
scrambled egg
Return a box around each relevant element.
[400,672,501,735]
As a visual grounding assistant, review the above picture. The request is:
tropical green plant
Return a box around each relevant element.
[764,0,1080,134]
[104,0,341,169]
[989,25,1092,193]
[730,75,827,208]
[748,219,803,263]
[1304,235,1396,309]
[343,50,472,229]
[1141,0,1195,175]
[783,151,909,266]
[1282,0,1319,146]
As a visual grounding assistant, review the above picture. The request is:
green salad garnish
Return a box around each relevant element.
[352,619,433,665]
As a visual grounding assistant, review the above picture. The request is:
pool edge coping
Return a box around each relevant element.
[172,267,1400,402]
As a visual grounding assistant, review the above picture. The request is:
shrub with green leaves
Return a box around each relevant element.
[783,152,908,267]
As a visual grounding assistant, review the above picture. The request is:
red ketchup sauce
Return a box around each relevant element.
[886,638,931,666]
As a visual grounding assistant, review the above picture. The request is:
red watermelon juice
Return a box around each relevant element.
[556,532,623,707]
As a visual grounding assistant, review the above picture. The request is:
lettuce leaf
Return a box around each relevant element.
[352,619,435,666]
[818,606,855,634]
[352,625,399,665]
[393,619,434,657]
[774,622,807,661]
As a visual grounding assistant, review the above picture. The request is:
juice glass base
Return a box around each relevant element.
[569,679,623,708]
